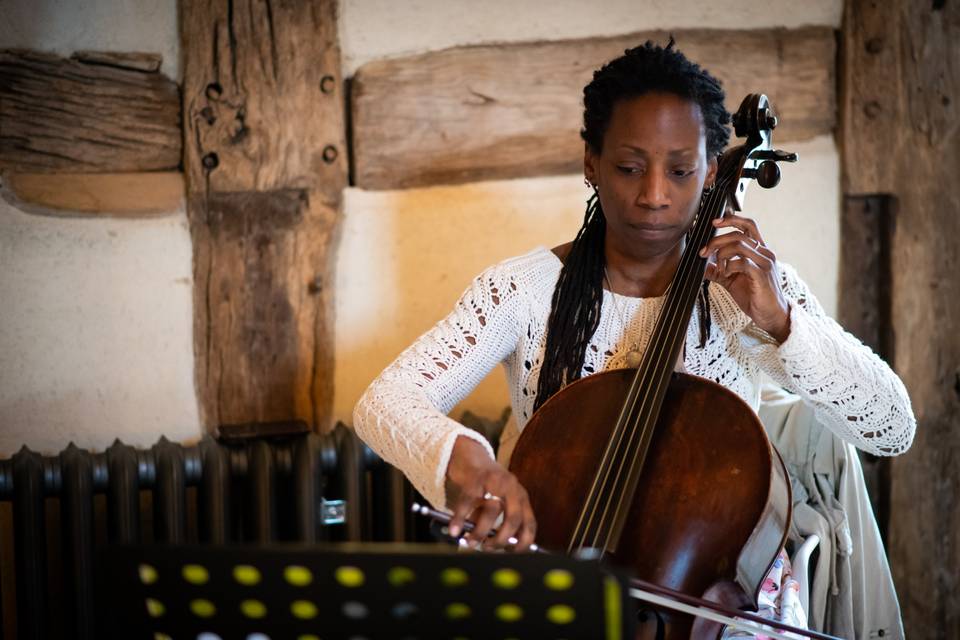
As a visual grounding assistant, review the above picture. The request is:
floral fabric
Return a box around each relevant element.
[721,549,807,639]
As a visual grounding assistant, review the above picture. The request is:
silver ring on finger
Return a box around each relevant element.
[483,491,504,504]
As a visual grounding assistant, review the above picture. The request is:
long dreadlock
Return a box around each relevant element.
[533,39,731,412]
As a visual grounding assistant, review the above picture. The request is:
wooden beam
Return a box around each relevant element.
[0,50,180,173]
[838,195,893,361]
[0,172,184,217]
[351,27,836,190]
[838,5,904,195]
[841,2,960,638]
[71,51,163,73]
[838,194,894,543]
[181,0,346,431]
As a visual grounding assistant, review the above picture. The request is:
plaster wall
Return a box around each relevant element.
[0,0,180,79]
[0,0,842,456]
[0,203,202,453]
[339,0,842,75]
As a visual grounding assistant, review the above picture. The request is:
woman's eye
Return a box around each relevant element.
[672,168,695,178]
[617,165,641,175]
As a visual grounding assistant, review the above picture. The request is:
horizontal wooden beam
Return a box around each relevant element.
[0,50,181,173]
[71,51,163,73]
[0,172,184,217]
[351,27,836,190]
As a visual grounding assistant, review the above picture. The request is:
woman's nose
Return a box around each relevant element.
[637,172,670,209]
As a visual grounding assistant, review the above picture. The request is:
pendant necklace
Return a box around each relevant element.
[604,268,644,368]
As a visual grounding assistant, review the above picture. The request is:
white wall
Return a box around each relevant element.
[339,0,842,76]
[0,0,180,80]
[0,0,843,456]
[0,203,202,453]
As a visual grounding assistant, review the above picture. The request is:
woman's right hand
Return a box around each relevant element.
[444,435,537,551]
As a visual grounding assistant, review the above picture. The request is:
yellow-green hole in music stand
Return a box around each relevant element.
[495,602,524,622]
[139,563,158,585]
[182,564,209,585]
[240,599,267,619]
[291,599,318,619]
[335,565,365,587]
[387,565,416,587]
[491,568,521,589]
[440,567,468,587]
[233,564,261,586]
[284,565,313,587]
[547,603,576,624]
[445,602,471,619]
[544,568,575,591]
[190,598,216,618]
[145,598,165,618]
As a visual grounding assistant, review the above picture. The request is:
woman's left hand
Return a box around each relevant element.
[699,212,792,343]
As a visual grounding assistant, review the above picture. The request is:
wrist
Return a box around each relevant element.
[764,304,792,344]
[446,435,492,481]
[444,434,497,510]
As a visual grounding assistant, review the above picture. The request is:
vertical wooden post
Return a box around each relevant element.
[838,194,894,539]
[180,0,346,430]
[841,1,959,636]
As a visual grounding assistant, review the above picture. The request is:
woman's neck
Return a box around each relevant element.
[604,236,685,298]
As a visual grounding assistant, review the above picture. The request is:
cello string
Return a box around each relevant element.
[587,172,731,552]
[574,167,733,551]
[591,169,733,552]
[573,171,729,551]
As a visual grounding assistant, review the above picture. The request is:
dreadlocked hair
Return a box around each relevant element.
[533,39,731,413]
[533,191,606,412]
[580,38,731,157]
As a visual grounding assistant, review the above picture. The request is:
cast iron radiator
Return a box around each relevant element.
[0,423,418,640]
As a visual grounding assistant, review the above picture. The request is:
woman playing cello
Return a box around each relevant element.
[353,40,915,636]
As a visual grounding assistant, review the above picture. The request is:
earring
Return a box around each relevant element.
[584,178,597,191]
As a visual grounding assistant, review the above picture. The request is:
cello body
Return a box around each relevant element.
[508,369,792,638]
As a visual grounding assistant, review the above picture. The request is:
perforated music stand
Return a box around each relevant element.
[98,543,635,640]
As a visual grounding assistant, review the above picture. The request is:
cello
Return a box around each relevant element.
[506,93,799,639]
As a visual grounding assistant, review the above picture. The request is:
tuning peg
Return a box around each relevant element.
[741,161,782,188]
[756,161,781,188]
[751,149,799,163]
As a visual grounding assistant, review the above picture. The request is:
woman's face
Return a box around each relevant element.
[584,92,717,260]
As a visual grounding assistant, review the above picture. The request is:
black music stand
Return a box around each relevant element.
[98,543,635,640]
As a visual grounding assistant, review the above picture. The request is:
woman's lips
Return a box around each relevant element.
[629,222,674,231]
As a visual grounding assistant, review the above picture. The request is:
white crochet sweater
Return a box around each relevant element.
[353,247,916,510]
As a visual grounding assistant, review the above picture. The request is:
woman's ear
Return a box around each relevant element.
[583,143,598,187]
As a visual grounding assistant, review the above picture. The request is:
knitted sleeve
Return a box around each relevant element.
[742,263,916,456]
[352,258,528,510]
